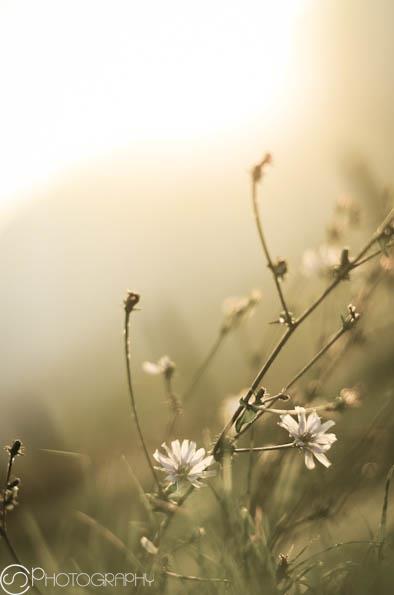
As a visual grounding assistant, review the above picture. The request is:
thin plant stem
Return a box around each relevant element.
[234,394,288,441]
[234,442,294,454]
[2,455,13,533]
[154,484,195,549]
[163,375,182,439]
[213,208,394,455]
[164,376,182,417]
[164,570,230,583]
[378,463,394,560]
[245,425,255,507]
[248,403,332,415]
[282,324,349,392]
[154,208,394,550]
[296,207,393,328]
[182,332,225,404]
[319,267,383,383]
[124,310,163,495]
[252,172,292,326]
[351,239,393,270]
[213,328,294,456]
[0,451,42,594]
[290,540,378,574]
[0,527,22,565]
[0,452,22,565]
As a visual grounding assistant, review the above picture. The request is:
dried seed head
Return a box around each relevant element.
[271,258,288,280]
[276,554,289,581]
[251,153,272,183]
[326,222,344,243]
[1,483,21,512]
[341,303,360,330]
[270,310,295,326]
[124,291,140,314]
[6,440,24,458]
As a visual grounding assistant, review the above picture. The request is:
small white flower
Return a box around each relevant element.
[153,439,215,488]
[142,355,175,377]
[278,406,337,470]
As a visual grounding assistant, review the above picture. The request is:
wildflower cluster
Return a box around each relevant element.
[119,153,393,591]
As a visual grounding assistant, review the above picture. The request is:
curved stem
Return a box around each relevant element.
[249,403,332,415]
[213,328,294,455]
[283,324,348,392]
[252,177,292,325]
[124,310,162,495]
[245,425,255,506]
[352,240,393,269]
[182,332,224,404]
[235,442,294,453]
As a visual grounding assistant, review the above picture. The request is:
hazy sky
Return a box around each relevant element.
[0,0,306,205]
[1,1,394,439]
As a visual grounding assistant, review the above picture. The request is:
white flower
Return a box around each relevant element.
[142,355,175,377]
[278,406,337,470]
[153,439,215,488]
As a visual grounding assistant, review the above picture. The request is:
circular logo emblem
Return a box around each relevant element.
[0,565,30,595]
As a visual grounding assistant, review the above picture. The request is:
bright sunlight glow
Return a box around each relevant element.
[0,0,305,205]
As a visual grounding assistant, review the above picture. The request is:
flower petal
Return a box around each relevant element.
[295,406,307,435]
[312,451,331,468]
[278,414,299,436]
[314,433,337,446]
[180,439,190,460]
[304,450,315,470]
[306,411,321,434]
[153,451,177,472]
[189,455,214,476]
[190,448,206,466]
[320,420,336,433]
[171,440,182,464]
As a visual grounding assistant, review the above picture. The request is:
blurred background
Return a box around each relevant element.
[0,0,394,580]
